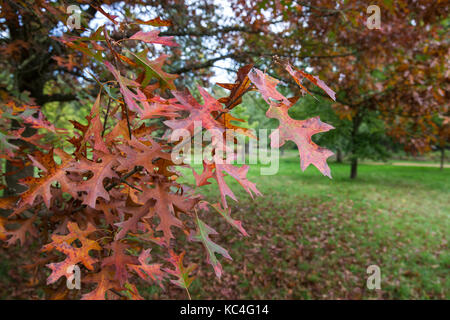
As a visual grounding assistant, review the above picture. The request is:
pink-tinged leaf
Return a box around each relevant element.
[164,86,224,134]
[70,153,119,208]
[285,63,336,101]
[193,160,261,209]
[101,241,136,285]
[139,181,196,245]
[127,249,165,287]
[115,199,153,240]
[210,203,248,236]
[81,267,119,300]
[138,96,181,120]
[42,222,102,284]
[248,68,292,106]
[189,216,232,279]
[104,61,142,113]
[192,161,215,187]
[129,30,178,47]
[217,163,262,202]
[21,110,67,134]
[18,149,77,209]
[116,137,171,174]
[267,103,334,178]
[163,250,197,289]
[4,213,38,246]
[123,283,144,300]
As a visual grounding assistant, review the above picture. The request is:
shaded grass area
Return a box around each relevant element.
[147,158,449,299]
[1,158,448,299]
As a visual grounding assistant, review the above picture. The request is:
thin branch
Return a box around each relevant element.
[102,97,112,137]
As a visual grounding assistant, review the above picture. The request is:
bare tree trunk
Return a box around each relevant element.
[349,109,363,179]
[336,148,343,163]
[350,157,358,179]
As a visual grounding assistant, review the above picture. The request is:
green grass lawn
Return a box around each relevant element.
[152,156,449,300]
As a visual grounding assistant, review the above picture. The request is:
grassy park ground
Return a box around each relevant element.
[1,156,448,299]
[152,156,449,300]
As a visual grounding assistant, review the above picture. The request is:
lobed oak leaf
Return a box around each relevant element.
[96,198,121,225]
[248,68,292,106]
[193,160,261,209]
[42,222,99,252]
[43,222,102,285]
[139,181,196,245]
[101,241,137,285]
[216,64,254,110]
[129,30,178,47]
[123,283,144,300]
[70,154,119,208]
[115,199,154,240]
[164,86,225,134]
[116,138,171,174]
[267,103,334,178]
[138,96,181,120]
[81,267,120,300]
[216,113,257,139]
[189,216,232,279]
[4,214,38,246]
[164,250,197,290]
[104,61,142,114]
[21,110,67,134]
[18,149,77,209]
[69,93,109,156]
[210,202,248,236]
[285,62,336,101]
[128,51,178,90]
[127,249,165,287]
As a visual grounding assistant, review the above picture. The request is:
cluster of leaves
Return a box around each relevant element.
[0,12,335,299]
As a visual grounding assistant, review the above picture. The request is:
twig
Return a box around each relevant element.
[102,97,112,137]
[105,165,143,191]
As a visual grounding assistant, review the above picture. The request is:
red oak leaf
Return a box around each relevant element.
[164,86,225,134]
[115,199,154,240]
[129,30,178,47]
[127,249,165,287]
[102,241,136,285]
[116,138,171,174]
[189,216,232,279]
[139,181,197,244]
[71,153,119,208]
[42,222,102,284]
[193,160,261,209]
[267,102,334,178]
[248,68,292,106]
[163,250,197,290]
[18,149,77,209]
[81,267,120,300]
[285,62,336,101]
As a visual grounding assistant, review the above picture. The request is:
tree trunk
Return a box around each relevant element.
[336,148,343,163]
[440,148,445,171]
[350,157,358,179]
[349,109,363,180]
